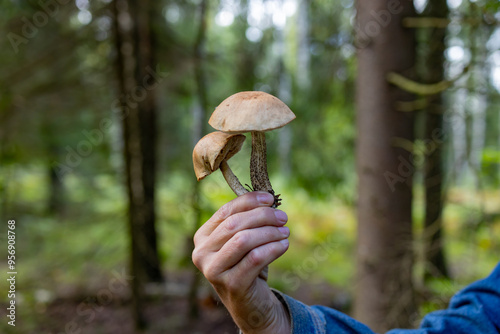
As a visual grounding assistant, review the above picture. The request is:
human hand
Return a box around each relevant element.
[192,191,291,334]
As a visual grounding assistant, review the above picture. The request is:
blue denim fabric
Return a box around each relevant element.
[272,262,500,333]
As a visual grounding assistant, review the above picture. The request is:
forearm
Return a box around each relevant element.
[269,262,500,334]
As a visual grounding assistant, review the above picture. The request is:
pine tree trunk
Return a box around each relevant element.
[129,0,163,284]
[188,0,209,319]
[296,0,310,90]
[354,0,417,330]
[47,161,64,215]
[422,0,450,281]
[113,0,162,329]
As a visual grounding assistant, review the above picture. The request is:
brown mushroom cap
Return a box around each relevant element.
[209,91,296,133]
[193,131,246,181]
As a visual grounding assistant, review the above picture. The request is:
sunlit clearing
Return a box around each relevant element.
[245,27,263,43]
[248,0,268,28]
[341,0,354,9]
[75,0,89,11]
[414,0,428,13]
[446,46,465,62]
[215,10,235,27]
[486,28,500,51]
[164,4,181,23]
[246,26,263,43]
[490,51,500,67]
[273,11,287,29]
[492,67,500,93]
[97,16,112,31]
[447,0,462,9]
[77,10,92,25]
[283,0,298,16]
[248,0,297,30]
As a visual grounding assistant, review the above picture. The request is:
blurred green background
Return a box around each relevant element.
[1,0,500,333]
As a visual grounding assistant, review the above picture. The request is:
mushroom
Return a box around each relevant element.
[193,131,248,196]
[208,91,295,208]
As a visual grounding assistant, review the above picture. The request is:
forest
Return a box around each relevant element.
[1,0,500,333]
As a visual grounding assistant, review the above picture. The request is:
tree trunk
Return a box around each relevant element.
[296,0,310,90]
[421,0,450,281]
[40,115,65,216]
[43,127,65,216]
[113,0,162,329]
[129,0,163,284]
[276,26,293,177]
[354,0,417,331]
[47,160,64,215]
[188,0,209,319]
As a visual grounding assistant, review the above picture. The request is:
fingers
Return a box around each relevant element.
[225,239,289,292]
[192,191,290,296]
[195,191,275,242]
[208,206,288,252]
[210,225,290,275]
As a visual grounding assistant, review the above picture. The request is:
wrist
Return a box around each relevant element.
[238,292,291,334]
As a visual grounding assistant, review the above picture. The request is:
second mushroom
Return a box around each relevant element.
[193,131,248,196]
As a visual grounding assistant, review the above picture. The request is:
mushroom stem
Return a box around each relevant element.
[250,131,273,192]
[220,160,248,196]
[249,134,273,282]
[250,131,281,208]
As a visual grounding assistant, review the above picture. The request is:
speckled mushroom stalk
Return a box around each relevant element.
[220,161,248,196]
[250,131,281,208]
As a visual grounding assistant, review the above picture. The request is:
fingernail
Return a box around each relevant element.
[257,192,274,205]
[278,226,289,237]
[280,239,289,247]
[274,210,288,223]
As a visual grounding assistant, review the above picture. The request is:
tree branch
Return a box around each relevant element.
[403,16,500,29]
[387,65,469,96]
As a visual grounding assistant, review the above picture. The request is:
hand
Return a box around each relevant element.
[192,191,291,334]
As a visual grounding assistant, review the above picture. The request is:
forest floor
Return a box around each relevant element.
[1,172,499,333]
[0,269,346,334]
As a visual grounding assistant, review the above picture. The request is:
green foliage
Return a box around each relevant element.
[1,0,500,330]
[485,1,500,13]
[481,148,500,187]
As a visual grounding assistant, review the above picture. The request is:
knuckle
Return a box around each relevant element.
[270,240,286,255]
[216,201,232,221]
[204,266,216,281]
[223,214,239,234]
[204,266,224,286]
[225,278,241,295]
[247,248,264,267]
[191,248,203,269]
[232,231,249,249]
[193,231,201,246]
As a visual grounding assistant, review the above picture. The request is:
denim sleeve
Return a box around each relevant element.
[273,262,500,334]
